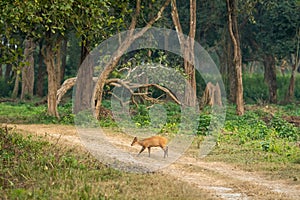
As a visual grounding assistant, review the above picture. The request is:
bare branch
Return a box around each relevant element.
[226,0,239,62]
[141,83,181,105]
[56,77,77,105]
[131,0,171,42]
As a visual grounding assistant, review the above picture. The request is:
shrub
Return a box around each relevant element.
[270,116,299,141]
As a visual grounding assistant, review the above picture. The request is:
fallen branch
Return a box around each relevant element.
[56,77,97,106]
[56,77,181,107]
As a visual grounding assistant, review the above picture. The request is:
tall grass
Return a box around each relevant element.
[242,73,300,103]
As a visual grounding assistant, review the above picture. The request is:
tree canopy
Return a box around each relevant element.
[0,0,299,117]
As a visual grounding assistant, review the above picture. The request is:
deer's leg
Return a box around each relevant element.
[138,146,145,156]
[162,146,168,158]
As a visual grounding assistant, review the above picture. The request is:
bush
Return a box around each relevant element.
[270,116,299,141]
[196,113,211,135]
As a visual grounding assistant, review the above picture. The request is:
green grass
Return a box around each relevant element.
[0,102,74,124]
[0,126,213,200]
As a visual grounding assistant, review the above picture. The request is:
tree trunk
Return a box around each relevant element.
[201,82,222,107]
[186,0,197,107]
[184,56,197,106]
[42,42,61,118]
[73,38,93,114]
[226,0,244,115]
[36,41,45,97]
[285,35,299,103]
[21,38,35,100]
[263,54,277,104]
[171,0,197,107]
[94,49,128,118]
[285,64,296,103]
[61,39,67,82]
[5,64,12,81]
[11,71,20,99]
[56,42,62,89]
[226,37,236,103]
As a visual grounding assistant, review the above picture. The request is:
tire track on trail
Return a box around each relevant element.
[164,157,300,200]
[11,124,300,200]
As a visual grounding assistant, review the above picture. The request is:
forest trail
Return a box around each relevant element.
[11,124,300,200]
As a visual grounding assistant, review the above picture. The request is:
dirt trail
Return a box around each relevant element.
[10,124,300,200]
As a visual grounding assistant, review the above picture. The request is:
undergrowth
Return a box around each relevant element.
[220,105,300,161]
[0,102,74,124]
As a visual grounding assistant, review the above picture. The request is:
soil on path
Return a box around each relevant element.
[10,124,300,200]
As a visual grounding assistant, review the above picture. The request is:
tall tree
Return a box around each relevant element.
[226,0,244,115]
[285,28,300,102]
[42,34,62,117]
[263,54,277,103]
[21,38,35,100]
[93,0,171,119]
[72,0,127,114]
[36,40,45,97]
[243,0,299,103]
[2,0,119,117]
[170,0,197,107]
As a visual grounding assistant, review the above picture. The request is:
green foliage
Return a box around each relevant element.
[129,102,182,132]
[160,122,179,133]
[75,108,117,128]
[280,103,300,116]
[277,75,300,101]
[163,102,181,124]
[99,118,117,128]
[197,112,211,135]
[270,116,299,141]
[220,105,300,163]
[245,0,300,58]
[0,0,129,94]
[1,0,119,40]
[0,101,116,127]
[224,111,271,143]
[0,77,13,97]
[131,104,151,127]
